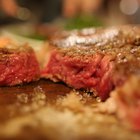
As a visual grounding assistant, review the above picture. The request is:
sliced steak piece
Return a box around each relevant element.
[42,25,140,101]
[110,75,140,131]
[0,37,40,86]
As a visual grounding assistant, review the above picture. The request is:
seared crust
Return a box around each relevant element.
[0,37,40,86]
[49,25,140,74]
[42,25,140,100]
[51,25,140,48]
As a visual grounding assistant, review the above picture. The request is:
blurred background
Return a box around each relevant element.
[0,0,140,38]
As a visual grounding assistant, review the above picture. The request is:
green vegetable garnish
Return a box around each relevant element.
[64,15,103,30]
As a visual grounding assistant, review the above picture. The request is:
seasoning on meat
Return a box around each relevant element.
[42,25,140,101]
[0,37,40,86]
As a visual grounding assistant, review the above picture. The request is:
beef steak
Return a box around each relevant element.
[42,25,140,101]
[109,75,140,131]
[0,37,40,86]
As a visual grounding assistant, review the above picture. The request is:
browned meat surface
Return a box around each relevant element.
[42,25,140,101]
[0,38,40,86]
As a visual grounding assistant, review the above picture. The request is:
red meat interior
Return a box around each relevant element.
[113,76,140,131]
[42,50,114,100]
[0,51,40,86]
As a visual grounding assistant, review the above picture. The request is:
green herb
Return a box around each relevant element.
[23,34,46,40]
[64,15,103,30]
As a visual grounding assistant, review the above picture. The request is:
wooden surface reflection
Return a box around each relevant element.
[0,79,71,122]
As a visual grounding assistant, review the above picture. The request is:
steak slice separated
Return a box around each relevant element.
[109,75,140,131]
[0,37,40,86]
[42,25,140,101]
